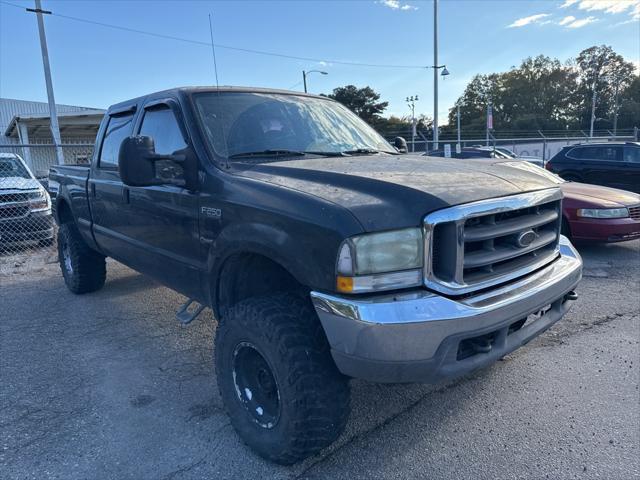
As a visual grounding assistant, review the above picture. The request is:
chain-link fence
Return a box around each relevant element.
[0,144,93,276]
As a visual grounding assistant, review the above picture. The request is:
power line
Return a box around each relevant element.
[0,0,428,69]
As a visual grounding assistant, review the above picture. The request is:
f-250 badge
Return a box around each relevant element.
[201,207,222,219]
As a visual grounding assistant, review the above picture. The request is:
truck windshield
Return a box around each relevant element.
[193,92,396,161]
[0,157,31,179]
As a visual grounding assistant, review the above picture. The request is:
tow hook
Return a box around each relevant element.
[564,291,578,301]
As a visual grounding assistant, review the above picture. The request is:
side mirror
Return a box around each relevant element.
[393,136,408,154]
[118,136,197,190]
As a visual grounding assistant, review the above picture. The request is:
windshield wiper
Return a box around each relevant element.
[228,149,307,159]
[342,148,380,156]
[304,151,349,157]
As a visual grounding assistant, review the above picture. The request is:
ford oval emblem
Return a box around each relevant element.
[516,230,537,248]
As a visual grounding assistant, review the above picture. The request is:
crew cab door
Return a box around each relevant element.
[118,100,202,296]
[89,107,136,257]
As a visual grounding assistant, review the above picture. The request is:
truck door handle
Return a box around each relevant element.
[122,187,130,204]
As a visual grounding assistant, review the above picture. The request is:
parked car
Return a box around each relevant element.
[0,153,54,250]
[546,142,640,193]
[484,146,544,168]
[49,87,582,464]
[469,159,640,243]
[425,147,511,159]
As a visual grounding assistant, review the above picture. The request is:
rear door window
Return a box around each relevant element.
[98,113,135,168]
[623,146,640,163]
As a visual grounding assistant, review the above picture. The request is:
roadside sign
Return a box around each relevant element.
[444,144,452,158]
[455,143,461,154]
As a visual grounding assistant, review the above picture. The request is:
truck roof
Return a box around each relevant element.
[107,86,331,115]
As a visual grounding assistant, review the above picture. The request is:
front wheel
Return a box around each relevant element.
[215,293,350,465]
[58,222,106,294]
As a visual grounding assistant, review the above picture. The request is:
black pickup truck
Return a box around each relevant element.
[49,87,583,464]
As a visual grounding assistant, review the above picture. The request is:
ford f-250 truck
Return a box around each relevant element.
[49,87,583,464]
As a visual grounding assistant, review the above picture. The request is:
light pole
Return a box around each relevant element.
[589,77,598,139]
[406,95,418,152]
[302,70,328,93]
[456,104,461,151]
[431,0,449,151]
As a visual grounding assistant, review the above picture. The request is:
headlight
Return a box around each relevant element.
[576,208,628,219]
[336,228,423,293]
[29,188,51,212]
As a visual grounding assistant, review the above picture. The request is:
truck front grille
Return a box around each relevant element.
[0,193,30,220]
[424,189,563,296]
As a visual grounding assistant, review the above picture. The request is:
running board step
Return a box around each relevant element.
[176,299,205,325]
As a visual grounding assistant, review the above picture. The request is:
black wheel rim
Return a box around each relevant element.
[232,342,281,429]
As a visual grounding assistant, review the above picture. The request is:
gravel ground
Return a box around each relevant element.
[1,240,638,480]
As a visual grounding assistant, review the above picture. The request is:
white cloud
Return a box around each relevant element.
[507,13,551,27]
[577,0,638,14]
[378,0,418,11]
[559,15,577,24]
[566,15,598,27]
[560,0,579,7]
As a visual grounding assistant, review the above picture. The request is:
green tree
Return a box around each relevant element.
[324,85,389,124]
[447,45,637,133]
[616,75,640,130]
[574,45,636,130]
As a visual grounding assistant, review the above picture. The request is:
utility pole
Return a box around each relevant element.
[589,78,597,139]
[27,0,64,165]
[612,78,620,136]
[406,95,418,152]
[486,101,492,146]
[433,0,439,151]
[456,104,461,150]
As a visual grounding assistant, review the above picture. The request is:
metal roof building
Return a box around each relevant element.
[0,98,105,176]
[0,98,104,145]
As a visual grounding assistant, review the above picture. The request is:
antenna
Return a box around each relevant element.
[208,13,220,90]
[208,12,229,166]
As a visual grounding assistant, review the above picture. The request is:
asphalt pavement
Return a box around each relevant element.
[1,240,639,480]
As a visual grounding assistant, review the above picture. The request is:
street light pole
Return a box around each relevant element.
[612,77,620,136]
[406,95,418,152]
[28,0,64,165]
[433,0,439,151]
[456,104,461,149]
[302,70,328,93]
[589,78,597,139]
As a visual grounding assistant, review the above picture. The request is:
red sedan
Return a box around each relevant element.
[469,159,640,243]
[560,182,640,243]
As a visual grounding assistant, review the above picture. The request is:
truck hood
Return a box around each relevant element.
[234,154,558,231]
[0,176,41,191]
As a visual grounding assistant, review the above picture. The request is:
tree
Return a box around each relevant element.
[616,75,640,130]
[324,85,389,124]
[448,45,637,133]
[574,45,636,130]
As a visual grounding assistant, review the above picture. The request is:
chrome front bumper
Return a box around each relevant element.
[311,235,582,383]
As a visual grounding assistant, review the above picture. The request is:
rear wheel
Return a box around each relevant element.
[215,293,350,465]
[58,222,106,294]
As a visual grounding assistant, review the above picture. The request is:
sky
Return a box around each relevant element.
[0,0,638,125]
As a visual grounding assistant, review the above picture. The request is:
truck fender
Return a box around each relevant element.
[205,222,329,309]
